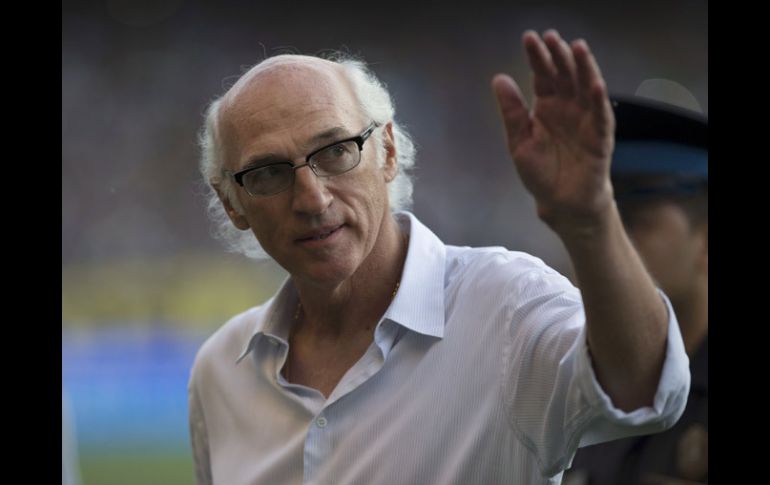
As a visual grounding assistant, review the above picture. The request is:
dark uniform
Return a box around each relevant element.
[563,96,708,485]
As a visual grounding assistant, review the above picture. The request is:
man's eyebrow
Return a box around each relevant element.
[238,154,289,172]
[239,126,352,170]
[307,126,349,146]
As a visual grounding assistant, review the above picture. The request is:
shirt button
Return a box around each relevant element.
[316,417,327,428]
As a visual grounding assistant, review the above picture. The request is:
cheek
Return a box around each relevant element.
[340,163,390,211]
[241,200,289,246]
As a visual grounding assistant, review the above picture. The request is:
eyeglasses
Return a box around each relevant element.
[227,122,379,197]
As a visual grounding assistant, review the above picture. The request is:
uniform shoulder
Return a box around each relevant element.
[446,245,566,285]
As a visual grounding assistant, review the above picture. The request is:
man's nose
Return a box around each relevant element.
[291,165,333,215]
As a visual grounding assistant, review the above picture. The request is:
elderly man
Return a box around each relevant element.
[189,30,690,484]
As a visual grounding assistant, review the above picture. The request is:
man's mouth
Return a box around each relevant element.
[297,224,345,242]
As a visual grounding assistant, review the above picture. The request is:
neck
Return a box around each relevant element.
[292,213,408,339]
[672,277,708,358]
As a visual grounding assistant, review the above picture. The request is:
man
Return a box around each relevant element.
[189,30,690,484]
[564,96,708,485]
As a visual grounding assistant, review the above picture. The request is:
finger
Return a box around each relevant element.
[589,79,615,140]
[573,39,605,111]
[523,30,557,97]
[491,73,531,151]
[543,29,578,99]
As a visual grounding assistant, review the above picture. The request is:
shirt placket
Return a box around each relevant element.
[302,320,400,483]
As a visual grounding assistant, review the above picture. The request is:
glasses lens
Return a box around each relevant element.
[242,164,293,196]
[310,140,361,176]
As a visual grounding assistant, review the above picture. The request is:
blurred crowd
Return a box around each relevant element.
[62,2,707,330]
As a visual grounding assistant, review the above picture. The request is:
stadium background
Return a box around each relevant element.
[62,1,707,483]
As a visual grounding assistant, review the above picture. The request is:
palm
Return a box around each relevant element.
[493,31,615,229]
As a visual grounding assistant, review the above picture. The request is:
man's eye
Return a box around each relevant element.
[252,165,287,180]
[265,165,285,176]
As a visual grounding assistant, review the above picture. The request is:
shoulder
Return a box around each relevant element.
[189,301,273,384]
[444,245,577,299]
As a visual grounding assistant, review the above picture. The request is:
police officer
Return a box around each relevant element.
[564,95,708,485]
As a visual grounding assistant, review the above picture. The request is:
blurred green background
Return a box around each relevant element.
[62,1,706,483]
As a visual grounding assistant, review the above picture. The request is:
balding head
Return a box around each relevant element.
[198,53,417,260]
[224,55,348,107]
[217,56,365,175]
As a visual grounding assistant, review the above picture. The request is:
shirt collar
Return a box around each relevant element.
[235,211,447,363]
[383,211,446,339]
[236,277,298,364]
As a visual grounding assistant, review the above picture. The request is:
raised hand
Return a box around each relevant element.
[492,30,616,236]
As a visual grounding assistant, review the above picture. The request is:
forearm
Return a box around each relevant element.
[558,202,668,411]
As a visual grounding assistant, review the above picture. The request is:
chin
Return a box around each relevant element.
[292,255,361,288]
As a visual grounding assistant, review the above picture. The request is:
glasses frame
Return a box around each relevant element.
[227,122,379,197]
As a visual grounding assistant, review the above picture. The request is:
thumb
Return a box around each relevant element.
[491,73,531,152]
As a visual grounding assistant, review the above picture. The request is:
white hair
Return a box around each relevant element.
[198,53,417,260]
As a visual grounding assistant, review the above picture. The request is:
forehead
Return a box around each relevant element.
[218,59,363,163]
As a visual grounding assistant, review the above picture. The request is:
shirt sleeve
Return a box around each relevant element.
[572,290,691,446]
[501,264,691,478]
[189,378,213,485]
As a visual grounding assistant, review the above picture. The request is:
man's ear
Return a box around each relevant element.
[214,183,250,230]
[381,122,398,183]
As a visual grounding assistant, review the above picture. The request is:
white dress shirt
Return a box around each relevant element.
[189,211,690,485]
